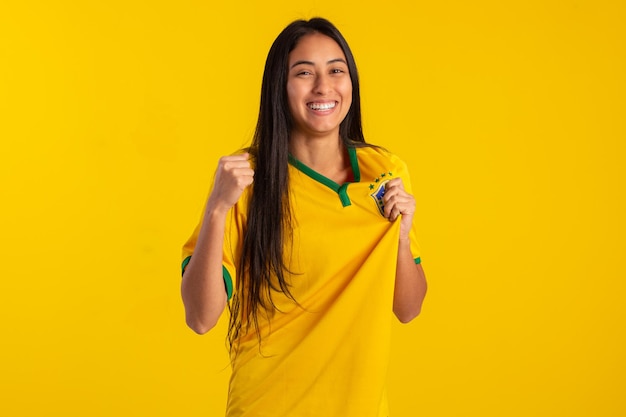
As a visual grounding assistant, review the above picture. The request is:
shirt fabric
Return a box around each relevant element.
[182,145,421,417]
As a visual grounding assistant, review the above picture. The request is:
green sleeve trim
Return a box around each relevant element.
[181,256,233,300]
[414,257,421,264]
[223,266,234,300]
[181,256,191,275]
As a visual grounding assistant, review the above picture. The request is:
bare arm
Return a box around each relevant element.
[384,178,428,323]
[181,154,254,334]
[393,241,427,323]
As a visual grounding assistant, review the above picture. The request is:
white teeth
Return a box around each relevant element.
[308,102,336,110]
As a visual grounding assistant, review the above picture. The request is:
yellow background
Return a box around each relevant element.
[1,0,624,416]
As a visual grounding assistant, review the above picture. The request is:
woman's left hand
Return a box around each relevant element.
[383,178,415,240]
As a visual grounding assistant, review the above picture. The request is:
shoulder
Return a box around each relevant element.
[354,144,408,170]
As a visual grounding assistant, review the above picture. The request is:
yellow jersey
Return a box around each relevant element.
[182,145,421,417]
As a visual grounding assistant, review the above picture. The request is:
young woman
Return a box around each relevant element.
[181,17,427,417]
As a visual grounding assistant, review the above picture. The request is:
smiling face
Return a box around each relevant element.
[286,32,353,142]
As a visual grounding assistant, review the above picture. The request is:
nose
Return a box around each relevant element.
[313,73,331,95]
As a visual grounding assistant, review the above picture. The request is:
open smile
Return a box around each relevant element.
[307,101,337,111]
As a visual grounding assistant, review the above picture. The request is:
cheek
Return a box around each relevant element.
[286,84,299,112]
[338,77,352,96]
[340,81,353,107]
[287,80,308,101]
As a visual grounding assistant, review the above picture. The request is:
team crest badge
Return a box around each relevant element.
[370,180,389,217]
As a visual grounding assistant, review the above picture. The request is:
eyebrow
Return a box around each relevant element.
[290,58,348,69]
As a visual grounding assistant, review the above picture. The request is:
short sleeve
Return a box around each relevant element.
[181,222,200,275]
[220,195,249,299]
[181,191,249,301]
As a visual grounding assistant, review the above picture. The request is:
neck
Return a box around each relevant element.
[289,133,352,183]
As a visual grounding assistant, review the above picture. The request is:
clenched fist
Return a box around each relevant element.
[207,153,254,213]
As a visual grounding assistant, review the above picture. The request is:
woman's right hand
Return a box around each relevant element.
[207,153,254,213]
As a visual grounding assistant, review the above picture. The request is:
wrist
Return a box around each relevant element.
[205,202,231,221]
[398,236,411,245]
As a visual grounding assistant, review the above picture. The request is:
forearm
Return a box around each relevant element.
[181,206,229,334]
[393,238,427,323]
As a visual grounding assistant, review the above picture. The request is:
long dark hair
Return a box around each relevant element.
[227,17,367,352]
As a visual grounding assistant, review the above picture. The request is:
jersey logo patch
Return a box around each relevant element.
[369,171,394,217]
[370,180,389,217]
